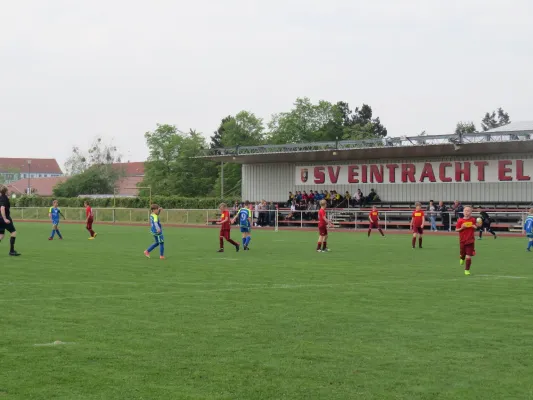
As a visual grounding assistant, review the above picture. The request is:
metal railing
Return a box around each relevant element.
[11,207,527,232]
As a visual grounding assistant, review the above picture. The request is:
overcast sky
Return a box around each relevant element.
[1,0,532,168]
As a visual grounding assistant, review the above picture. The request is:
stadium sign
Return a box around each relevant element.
[295,159,532,185]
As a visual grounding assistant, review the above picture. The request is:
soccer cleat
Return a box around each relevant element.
[9,251,21,257]
[465,270,471,276]
[235,245,240,252]
[144,250,150,258]
[217,249,224,253]
[160,256,165,260]
[460,259,465,266]
[88,237,94,240]
[48,237,53,240]
[94,233,98,238]
[317,249,322,253]
[322,248,330,252]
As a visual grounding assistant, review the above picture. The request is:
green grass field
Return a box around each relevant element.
[1,223,533,400]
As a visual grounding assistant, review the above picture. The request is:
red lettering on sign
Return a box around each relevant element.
[455,162,471,182]
[401,164,416,183]
[386,164,398,183]
[439,162,452,182]
[361,165,368,183]
[370,165,384,183]
[348,165,359,183]
[327,166,341,184]
[498,160,513,181]
[314,166,325,184]
[419,163,436,182]
[516,160,530,181]
[474,161,489,181]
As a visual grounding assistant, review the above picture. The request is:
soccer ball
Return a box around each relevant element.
[476,217,482,225]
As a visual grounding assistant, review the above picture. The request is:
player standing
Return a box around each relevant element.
[456,206,482,275]
[0,186,21,256]
[48,200,64,240]
[523,208,533,251]
[317,199,333,252]
[84,201,97,240]
[368,205,385,237]
[232,201,252,250]
[144,204,165,259]
[410,202,425,249]
[217,203,240,252]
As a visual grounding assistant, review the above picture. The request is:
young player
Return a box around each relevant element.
[456,206,482,275]
[232,201,252,250]
[317,199,334,252]
[478,209,496,240]
[410,202,425,249]
[524,208,533,251]
[84,201,97,240]
[216,203,240,252]
[48,200,64,240]
[368,205,385,237]
[144,204,165,259]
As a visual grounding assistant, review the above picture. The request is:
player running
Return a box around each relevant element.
[524,208,533,252]
[232,201,252,250]
[48,200,64,240]
[144,204,165,259]
[368,205,385,237]
[456,206,482,275]
[410,202,425,249]
[216,203,240,253]
[84,201,97,240]
[478,209,496,240]
[317,199,333,252]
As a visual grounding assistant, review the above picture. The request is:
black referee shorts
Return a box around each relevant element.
[0,220,16,235]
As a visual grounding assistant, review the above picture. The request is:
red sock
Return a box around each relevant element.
[378,229,384,236]
[219,238,224,248]
[367,229,371,237]
[89,229,95,237]
[322,242,327,250]
[466,259,472,270]
[228,239,239,246]
[412,237,416,247]
[419,237,423,248]
[317,242,321,250]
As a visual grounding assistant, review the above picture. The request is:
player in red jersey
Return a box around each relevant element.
[317,199,334,252]
[456,206,482,275]
[84,201,97,240]
[368,205,385,237]
[410,202,425,248]
[216,203,240,253]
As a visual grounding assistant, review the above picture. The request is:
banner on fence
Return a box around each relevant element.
[296,159,533,185]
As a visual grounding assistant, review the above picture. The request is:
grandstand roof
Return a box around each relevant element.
[197,128,533,164]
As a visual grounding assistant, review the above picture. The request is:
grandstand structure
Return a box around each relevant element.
[199,122,533,205]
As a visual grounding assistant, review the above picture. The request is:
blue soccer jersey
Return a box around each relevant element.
[238,208,251,227]
[150,213,162,235]
[524,216,533,237]
[49,207,61,222]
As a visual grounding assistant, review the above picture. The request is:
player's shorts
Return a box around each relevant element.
[319,225,328,236]
[369,221,379,229]
[86,218,94,230]
[412,227,424,235]
[0,220,16,234]
[52,219,60,226]
[460,242,475,257]
[240,226,250,233]
[153,234,164,244]
[220,229,230,240]
[527,233,533,239]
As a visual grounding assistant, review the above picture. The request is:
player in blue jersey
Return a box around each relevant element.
[48,200,64,240]
[144,204,165,259]
[524,208,533,252]
[232,200,252,250]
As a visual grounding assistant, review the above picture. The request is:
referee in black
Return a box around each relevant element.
[0,186,21,256]
[478,208,497,240]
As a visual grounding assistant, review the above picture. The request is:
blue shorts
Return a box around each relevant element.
[240,226,250,233]
[52,219,60,226]
[153,234,164,243]
[527,233,533,239]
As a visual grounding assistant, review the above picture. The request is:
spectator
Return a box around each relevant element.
[325,190,331,204]
[308,190,315,202]
[453,200,464,221]
[268,201,276,226]
[357,189,364,207]
[439,201,450,231]
[287,192,294,206]
[367,188,380,204]
[254,202,260,226]
[344,191,351,208]
[302,191,309,203]
[296,191,302,202]
[427,200,437,231]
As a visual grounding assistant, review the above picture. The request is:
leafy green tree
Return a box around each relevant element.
[210,116,232,149]
[142,124,217,197]
[64,137,121,176]
[481,108,511,131]
[455,122,477,135]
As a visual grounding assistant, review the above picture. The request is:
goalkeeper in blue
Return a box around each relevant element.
[232,201,252,250]
[144,204,165,259]
[48,200,65,240]
[524,208,533,252]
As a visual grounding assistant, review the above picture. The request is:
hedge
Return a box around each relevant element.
[12,196,240,209]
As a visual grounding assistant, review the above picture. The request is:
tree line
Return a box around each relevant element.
[52,100,511,199]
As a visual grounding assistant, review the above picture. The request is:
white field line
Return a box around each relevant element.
[34,341,76,347]
[474,275,528,279]
[0,281,266,287]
